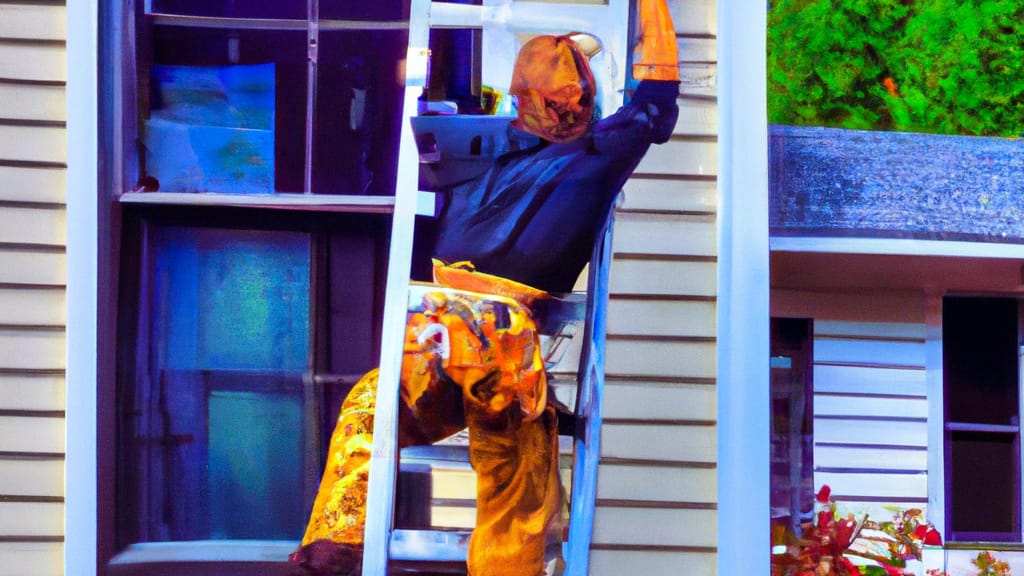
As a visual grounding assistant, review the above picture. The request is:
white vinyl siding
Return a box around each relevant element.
[593,0,718,572]
[0,2,68,573]
[815,320,929,521]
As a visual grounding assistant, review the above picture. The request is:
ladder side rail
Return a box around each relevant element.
[361,0,433,573]
[564,210,615,576]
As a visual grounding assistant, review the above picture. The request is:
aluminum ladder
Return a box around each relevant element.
[362,1,628,573]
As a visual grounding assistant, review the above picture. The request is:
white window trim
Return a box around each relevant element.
[925,293,1024,543]
[717,1,770,575]
[925,291,946,537]
[66,0,100,574]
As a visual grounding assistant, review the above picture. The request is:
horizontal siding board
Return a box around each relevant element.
[814,418,927,448]
[0,5,66,42]
[635,139,716,177]
[815,471,927,500]
[613,213,716,258]
[0,166,65,204]
[815,395,927,419]
[430,469,475,501]
[0,329,65,370]
[0,415,65,453]
[679,62,716,98]
[605,340,716,379]
[0,43,65,83]
[602,381,715,421]
[429,506,474,529]
[0,375,65,411]
[606,299,715,338]
[0,251,65,285]
[815,445,927,471]
[814,365,926,397]
[0,84,65,123]
[673,98,717,137]
[601,423,715,463]
[679,37,715,63]
[620,178,716,213]
[0,501,62,537]
[814,338,925,368]
[597,463,716,503]
[590,550,715,576]
[609,260,716,297]
[814,321,926,340]
[0,125,66,164]
[672,0,716,36]
[0,459,63,497]
[0,288,65,326]
[0,542,62,576]
[0,206,65,246]
[592,507,716,547]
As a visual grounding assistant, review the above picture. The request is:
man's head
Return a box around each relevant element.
[510,34,597,143]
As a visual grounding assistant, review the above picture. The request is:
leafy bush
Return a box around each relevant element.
[768,0,1024,136]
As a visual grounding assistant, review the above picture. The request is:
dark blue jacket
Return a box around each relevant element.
[433,80,680,293]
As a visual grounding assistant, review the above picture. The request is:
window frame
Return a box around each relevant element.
[111,206,391,547]
[937,295,1024,543]
[90,0,411,568]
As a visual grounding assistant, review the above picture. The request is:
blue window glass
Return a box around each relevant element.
[130,226,313,541]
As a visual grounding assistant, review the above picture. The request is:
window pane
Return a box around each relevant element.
[313,29,406,195]
[127,226,312,541]
[150,0,307,19]
[943,297,1019,426]
[949,431,1019,537]
[320,0,407,21]
[145,26,308,193]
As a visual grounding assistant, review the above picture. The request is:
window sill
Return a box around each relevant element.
[119,191,439,216]
[108,540,303,576]
[944,542,1024,552]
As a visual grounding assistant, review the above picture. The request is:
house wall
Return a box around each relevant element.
[18,0,726,572]
[773,289,929,523]
[0,2,68,574]
[591,0,719,573]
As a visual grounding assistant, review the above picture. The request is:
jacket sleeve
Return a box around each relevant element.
[592,79,680,152]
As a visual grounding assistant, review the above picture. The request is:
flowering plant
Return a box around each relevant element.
[971,551,1011,576]
[925,551,1014,576]
[771,485,942,576]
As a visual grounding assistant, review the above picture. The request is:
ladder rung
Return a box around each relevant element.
[430,1,617,35]
[389,529,471,563]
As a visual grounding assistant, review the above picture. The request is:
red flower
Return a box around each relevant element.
[834,516,859,550]
[817,485,832,503]
[913,524,942,546]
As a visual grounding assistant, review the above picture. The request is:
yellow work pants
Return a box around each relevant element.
[300,288,561,576]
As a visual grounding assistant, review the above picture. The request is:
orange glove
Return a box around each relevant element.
[632,0,680,82]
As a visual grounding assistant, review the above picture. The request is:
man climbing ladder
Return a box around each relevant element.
[291,1,680,573]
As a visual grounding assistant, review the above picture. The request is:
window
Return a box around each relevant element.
[114,207,389,547]
[770,318,814,535]
[104,0,491,554]
[125,1,409,197]
[943,296,1023,542]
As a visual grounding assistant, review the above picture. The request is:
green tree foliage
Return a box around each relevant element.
[767,0,1024,136]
